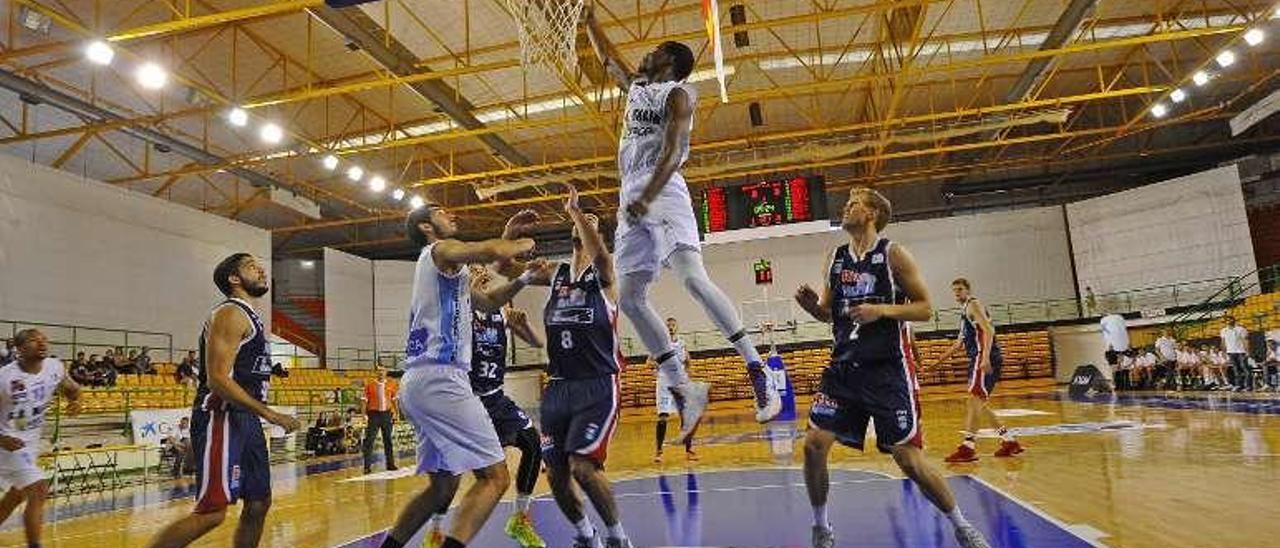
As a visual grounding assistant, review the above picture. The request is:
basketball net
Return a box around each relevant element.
[700,0,729,102]
[503,0,585,73]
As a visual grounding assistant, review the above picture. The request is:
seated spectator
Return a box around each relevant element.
[117,349,141,375]
[70,353,93,386]
[0,339,13,365]
[165,416,193,477]
[1115,350,1136,390]
[102,348,117,370]
[271,361,289,378]
[176,351,198,387]
[90,354,117,387]
[71,351,88,369]
[1264,341,1280,391]
[1133,348,1157,389]
[135,348,155,374]
[1176,344,1198,390]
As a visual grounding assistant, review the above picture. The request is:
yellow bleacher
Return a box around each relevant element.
[75,366,377,414]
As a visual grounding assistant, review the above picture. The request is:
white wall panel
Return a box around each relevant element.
[323,248,374,366]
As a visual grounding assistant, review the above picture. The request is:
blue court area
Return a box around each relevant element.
[340,468,1093,547]
[1045,391,1280,415]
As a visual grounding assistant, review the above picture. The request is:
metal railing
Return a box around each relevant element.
[1,319,174,363]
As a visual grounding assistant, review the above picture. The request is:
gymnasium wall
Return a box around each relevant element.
[323,248,375,366]
[1067,165,1258,302]
[372,259,415,359]
[0,153,271,353]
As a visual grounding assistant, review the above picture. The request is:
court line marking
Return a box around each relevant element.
[964,474,1108,548]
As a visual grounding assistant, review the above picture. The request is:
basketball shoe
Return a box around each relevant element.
[812,525,836,548]
[944,444,979,463]
[994,440,1025,457]
[955,524,992,548]
[747,362,782,423]
[422,526,444,548]
[671,380,709,444]
[572,535,603,548]
[504,511,546,548]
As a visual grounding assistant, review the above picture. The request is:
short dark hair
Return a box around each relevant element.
[405,205,436,248]
[213,253,252,297]
[12,329,40,347]
[952,278,971,290]
[660,41,695,81]
[851,188,892,231]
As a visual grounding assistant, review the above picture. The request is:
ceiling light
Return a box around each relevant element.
[84,41,114,65]
[1193,71,1210,86]
[1245,28,1265,47]
[1151,103,1168,118]
[409,195,425,209]
[1170,89,1186,103]
[300,260,315,269]
[392,188,405,201]
[135,62,168,90]
[227,107,249,127]
[1216,50,1236,68]
[322,155,339,170]
[346,166,364,182]
[369,175,386,193]
[259,122,283,144]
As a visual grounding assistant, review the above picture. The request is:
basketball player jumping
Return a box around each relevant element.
[794,189,990,548]
[378,204,553,548]
[151,253,302,548]
[937,278,1024,463]
[0,329,82,548]
[499,185,632,548]
[582,5,781,437]
[419,266,548,548]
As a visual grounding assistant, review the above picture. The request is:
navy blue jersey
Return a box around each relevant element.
[828,239,908,365]
[194,299,271,413]
[960,298,1003,362]
[470,309,509,395]
[544,263,620,379]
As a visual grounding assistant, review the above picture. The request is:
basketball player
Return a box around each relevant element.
[937,278,1023,463]
[0,329,81,548]
[794,189,990,548]
[420,266,548,548]
[378,203,553,548]
[583,5,780,438]
[499,185,631,548]
[653,317,695,463]
[150,253,302,548]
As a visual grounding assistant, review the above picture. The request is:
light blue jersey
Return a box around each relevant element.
[404,243,472,370]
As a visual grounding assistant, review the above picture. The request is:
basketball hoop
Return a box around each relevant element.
[502,0,585,73]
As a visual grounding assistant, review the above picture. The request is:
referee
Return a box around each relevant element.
[361,366,398,473]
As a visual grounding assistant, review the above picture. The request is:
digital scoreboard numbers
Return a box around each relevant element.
[697,175,828,235]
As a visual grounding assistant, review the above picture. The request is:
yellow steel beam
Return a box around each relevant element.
[106,0,323,42]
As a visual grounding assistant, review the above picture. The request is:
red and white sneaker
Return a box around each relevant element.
[993,440,1025,457]
[944,444,979,463]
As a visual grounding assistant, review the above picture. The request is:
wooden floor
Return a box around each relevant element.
[7,385,1280,547]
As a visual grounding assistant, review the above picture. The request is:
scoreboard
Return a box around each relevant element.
[698,175,828,235]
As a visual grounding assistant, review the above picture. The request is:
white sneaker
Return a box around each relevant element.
[954,524,991,548]
[812,525,835,548]
[747,362,782,423]
[673,381,709,444]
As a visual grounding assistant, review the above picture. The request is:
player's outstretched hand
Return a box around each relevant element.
[562,183,581,214]
[510,237,537,261]
[267,410,302,434]
[524,258,557,280]
[503,209,541,239]
[795,284,819,309]
[506,308,528,326]
[0,435,24,451]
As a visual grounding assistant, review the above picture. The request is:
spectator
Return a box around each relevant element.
[1084,286,1098,316]
[1220,316,1251,391]
[91,354,117,387]
[1136,347,1158,389]
[118,349,140,375]
[1115,350,1136,390]
[70,353,93,386]
[135,347,155,375]
[176,351,198,387]
[1100,312,1129,388]
[166,416,193,477]
[1264,341,1280,390]
[0,339,13,365]
[102,348,117,371]
[361,367,398,474]
[1155,330,1179,389]
[270,362,289,378]
[1206,346,1230,390]
[1176,343,1198,390]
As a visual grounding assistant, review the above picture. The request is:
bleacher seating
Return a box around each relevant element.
[613,329,1054,408]
[75,366,380,413]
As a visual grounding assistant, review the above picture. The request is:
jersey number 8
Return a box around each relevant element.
[560,331,574,350]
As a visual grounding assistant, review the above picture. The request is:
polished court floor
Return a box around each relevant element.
[6,387,1280,547]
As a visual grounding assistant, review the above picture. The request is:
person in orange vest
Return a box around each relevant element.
[362,366,398,474]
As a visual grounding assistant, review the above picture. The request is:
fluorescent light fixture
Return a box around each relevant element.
[135,62,168,90]
[321,155,339,170]
[85,41,114,65]
[227,107,248,127]
[369,175,386,192]
[1216,49,1236,68]
[259,123,283,144]
[300,260,315,269]
[1170,89,1186,103]
[1245,28,1265,46]
[392,188,405,201]
[1193,71,1211,86]
[346,165,364,182]
[409,195,425,209]
[1151,103,1168,118]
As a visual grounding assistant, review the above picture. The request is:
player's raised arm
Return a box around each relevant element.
[206,306,298,432]
[795,250,835,323]
[583,3,634,91]
[473,259,557,312]
[625,88,694,221]
[505,307,544,349]
[433,237,535,273]
[564,184,616,298]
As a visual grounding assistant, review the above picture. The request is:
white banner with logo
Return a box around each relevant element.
[130,406,299,445]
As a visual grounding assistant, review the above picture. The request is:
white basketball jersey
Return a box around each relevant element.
[404,244,473,370]
[618,80,696,203]
[0,359,64,449]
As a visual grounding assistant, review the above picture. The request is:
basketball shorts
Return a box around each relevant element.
[479,391,534,446]
[655,369,678,415]
[967,353,1003,399]
[808,360,922,453]
[192,408,271,514]
[398,366,505,476]
[540,375,621,467]
[615,184,701,276]
[0,447,45,490]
